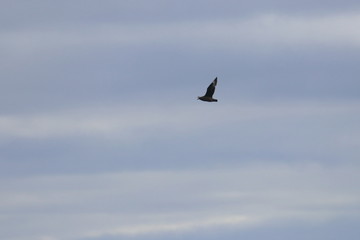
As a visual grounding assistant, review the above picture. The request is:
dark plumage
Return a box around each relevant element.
[198,77,218,102]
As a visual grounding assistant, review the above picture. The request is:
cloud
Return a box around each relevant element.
[2,10,360,114]
[1,164,359,240]
[2,13,360,54]
[2,0,360,29]
[1,101,358,140]
[1,2,360,240]
[86,215,251,238]
[1,101,359,173]
[0,104,210,140]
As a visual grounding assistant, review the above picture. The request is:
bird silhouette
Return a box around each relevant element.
[198,77,218,102]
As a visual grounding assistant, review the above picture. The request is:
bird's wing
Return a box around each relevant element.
[204,77,217,97]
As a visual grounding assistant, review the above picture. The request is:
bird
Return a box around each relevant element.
[198,77,218,102]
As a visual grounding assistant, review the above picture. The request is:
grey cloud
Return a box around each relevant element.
[1,164,359,240]
[1,102,359,176]
[1,2,360,239]
[86,217,360,240]
[1,12,360,114]
[2,0,360,29]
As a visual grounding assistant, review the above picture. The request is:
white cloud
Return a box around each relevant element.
[2,13,360,54]
[0,101,358,140]
[1,164,359,240]
[86,215,251,238]
[0,104,208,140]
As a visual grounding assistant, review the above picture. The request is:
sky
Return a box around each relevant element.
[1,0,360,239]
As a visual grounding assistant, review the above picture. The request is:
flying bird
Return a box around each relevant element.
[198,77,218,102]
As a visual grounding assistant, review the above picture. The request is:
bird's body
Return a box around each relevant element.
[198,77,218,102]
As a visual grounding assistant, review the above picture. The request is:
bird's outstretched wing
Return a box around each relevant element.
[204,77,217,97]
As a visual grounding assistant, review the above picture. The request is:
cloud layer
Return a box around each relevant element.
[1,101,359,177]
[1,164,359,240]
[1,1,360,240]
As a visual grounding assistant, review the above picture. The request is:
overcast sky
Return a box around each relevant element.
[1,1,360,240]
